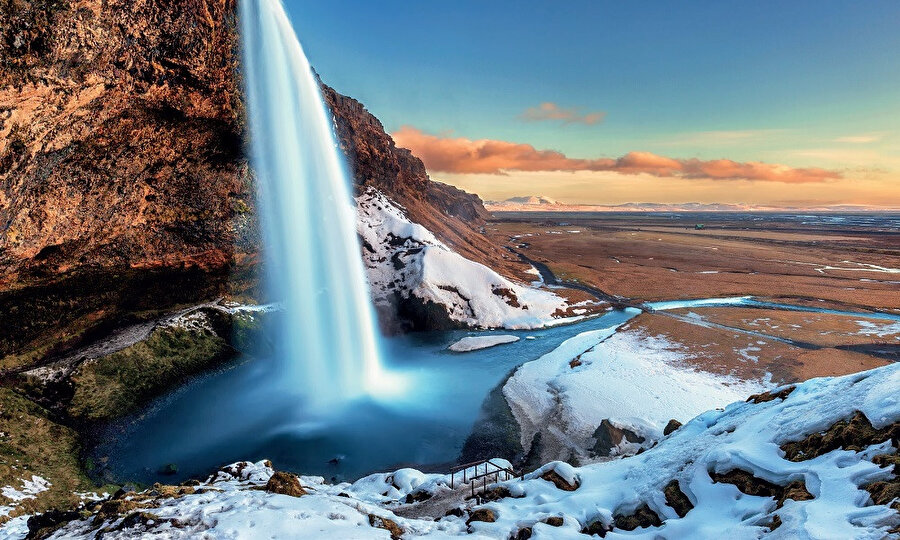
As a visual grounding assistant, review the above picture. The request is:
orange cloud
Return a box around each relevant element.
[392,127,841,183]
[520,102,606,125]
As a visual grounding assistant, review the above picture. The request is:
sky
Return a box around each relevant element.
[284,0,900,207]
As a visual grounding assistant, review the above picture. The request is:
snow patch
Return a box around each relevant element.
[1,476,50,518]
[855,320,900,339]
[448,335,520,352]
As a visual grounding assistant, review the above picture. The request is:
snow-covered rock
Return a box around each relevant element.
[478,362,900,539]
[0,476,50,518]
[448,335,520,352]
[503,316,770,463]
[357,189,573,330]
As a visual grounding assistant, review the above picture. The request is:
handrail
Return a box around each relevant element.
[449,458,523,495]
[449,459,489,474]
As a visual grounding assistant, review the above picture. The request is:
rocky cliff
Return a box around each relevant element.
[0,0,518,366]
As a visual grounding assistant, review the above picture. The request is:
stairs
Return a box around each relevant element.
[450,459,523,498]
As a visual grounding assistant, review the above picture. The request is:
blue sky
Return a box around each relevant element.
[283,1,900,205]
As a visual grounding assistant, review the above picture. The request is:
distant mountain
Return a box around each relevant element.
[510,195,558,205]
[485,199,898,212]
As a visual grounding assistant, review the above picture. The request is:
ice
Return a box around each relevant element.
[646,296,753,311]
[448,335,520,352]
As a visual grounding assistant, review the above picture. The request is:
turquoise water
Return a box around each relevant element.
[90,295,897,485]
[91,309,638,485]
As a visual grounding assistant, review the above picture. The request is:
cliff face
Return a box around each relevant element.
[322,86,518,276]
[0,0,515,364]
[0,0,252,365]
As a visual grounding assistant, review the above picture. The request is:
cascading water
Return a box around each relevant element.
[240,0,387,408]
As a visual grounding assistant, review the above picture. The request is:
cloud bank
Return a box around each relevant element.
[392,127,842,183]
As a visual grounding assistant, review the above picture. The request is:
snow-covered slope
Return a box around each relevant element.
[503,317,769,463]
[357,189,574,330]
[5,365,896,539]
[480,362,900,539]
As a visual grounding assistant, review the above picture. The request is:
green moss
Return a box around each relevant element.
[228,311,276,357]
[0,388,92,523]
[67,327,233,422]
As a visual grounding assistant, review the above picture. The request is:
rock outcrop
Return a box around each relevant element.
[0,0,519,366]
[0,0,252,367]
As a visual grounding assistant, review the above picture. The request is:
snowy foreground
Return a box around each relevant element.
[357,189,578,329]
[4,364,897,539]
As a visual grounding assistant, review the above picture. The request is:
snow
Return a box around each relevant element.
[855,320,900,339]
[0,516,28,540]
[16,459,524,539]
[1,476,50,502]
[503,315,769,462]
[345,459,514,505]
[357,189,572,329]
[479,363,900,539]
[448,335,520,352]
[1,476,50,518]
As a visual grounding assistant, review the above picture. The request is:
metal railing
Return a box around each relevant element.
[449,459,523,497]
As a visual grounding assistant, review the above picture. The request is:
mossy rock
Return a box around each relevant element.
[663,480,693,518]
[0,389,93,524]
[467,508,496,525]
[368,514,403,539]
[781,411,898,462]
[613,504,662,531]
[67,326,234,422]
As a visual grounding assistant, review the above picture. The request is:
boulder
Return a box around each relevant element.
[467,508,497,524]
[663,419,682,436]
[265,471,306,497]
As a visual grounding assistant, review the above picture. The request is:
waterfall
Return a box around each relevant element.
[240,0,386,407]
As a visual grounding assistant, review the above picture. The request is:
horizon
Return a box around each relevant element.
[484,195,900,212]
[285,0,900,207]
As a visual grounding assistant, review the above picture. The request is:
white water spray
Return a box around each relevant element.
[240,0,389,407]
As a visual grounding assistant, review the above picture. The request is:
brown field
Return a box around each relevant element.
[622,313,889,384]
[665,307,899,348]
[490,211,899,382]
[488,212,900,312]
